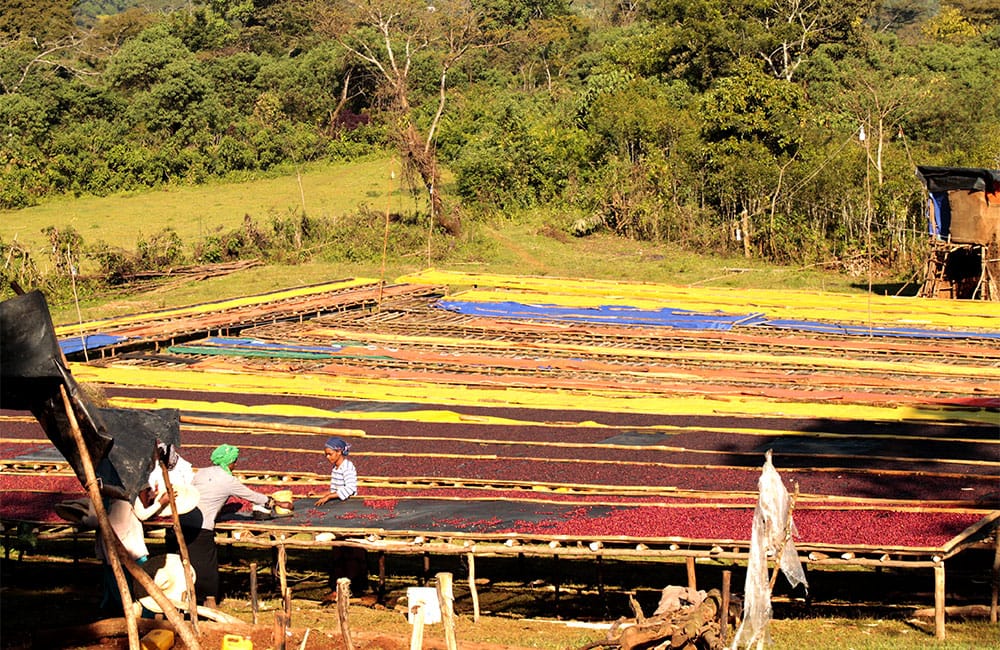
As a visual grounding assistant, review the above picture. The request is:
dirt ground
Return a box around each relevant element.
[2,535,997,649]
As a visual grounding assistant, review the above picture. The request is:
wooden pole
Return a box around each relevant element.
[272,608,288,650]
[720,570,731,644]
[934,563,946,640]
[552,554,561,619]
[277,543,288,602]
[422,552,430,586]
[250,562,259,624]
[378,551,387,604]
[437,572,457,650]
[157,455,198,636]
[337,578,354,650]
[991,531,999,624]
[686,557,697,591]
[63,399,140,650]
[59,386,200,650]
[409,602,425,650]
[467,552,480,623]
[284,587,293,631]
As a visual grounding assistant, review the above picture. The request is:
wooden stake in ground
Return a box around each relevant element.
[466,551,480,623]
[337,578,355,650]
[250,562,259,625]
[437,572,457,650]
[409,601,425,650]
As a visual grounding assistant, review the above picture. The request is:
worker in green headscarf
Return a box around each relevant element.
[163,443,288,605]
[209,443,240,474]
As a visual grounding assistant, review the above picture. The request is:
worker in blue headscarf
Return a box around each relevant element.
[315,437,367,604]
[315,437,357,506]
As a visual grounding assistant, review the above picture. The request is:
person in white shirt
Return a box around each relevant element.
[315,437,367,604]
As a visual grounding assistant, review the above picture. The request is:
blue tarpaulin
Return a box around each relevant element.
[435,300,767,330]
[435,300,1000,340]
[59,334,126,354]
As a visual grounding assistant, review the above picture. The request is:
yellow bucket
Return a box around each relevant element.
[221,634,253,650]
[139,629,174,650]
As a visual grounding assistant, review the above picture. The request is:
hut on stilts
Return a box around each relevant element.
[916,166,1000,300]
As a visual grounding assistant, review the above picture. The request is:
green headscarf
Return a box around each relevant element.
[210,444,239,474]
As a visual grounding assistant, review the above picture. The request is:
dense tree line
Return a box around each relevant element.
[2,0,998,272]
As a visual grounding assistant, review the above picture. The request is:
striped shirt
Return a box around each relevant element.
[329,458,358,501]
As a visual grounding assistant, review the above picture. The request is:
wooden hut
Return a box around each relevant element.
[916,165,1000,300]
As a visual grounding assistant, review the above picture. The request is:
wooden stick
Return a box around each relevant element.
[61,386,140,650]
[272,608,288,650]
[250,562,259,625]
[157,455,198,636]
[337,578,354,650]
[935,563,946,640]
[277,543,288,603]
[686,557,697,591]
[378,551,387,604]
[720,570,731,644]
[60,386,200,650]
[991,531,999,624]
[437,572,457,650]
[409,603,425,650]
[467,551,480,623]
[284,586,292,630]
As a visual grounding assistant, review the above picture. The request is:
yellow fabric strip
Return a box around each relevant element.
[73,364,997,425]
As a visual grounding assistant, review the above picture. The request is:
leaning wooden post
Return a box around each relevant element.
[60,385,200,650]
[61,386,140,650]
[157,454,198,636]
[337,577,355,650]
[466,551,480,623]
[437,572,457,650]
[934,562,946,640]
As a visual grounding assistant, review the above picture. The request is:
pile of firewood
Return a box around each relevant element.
[582,586,737,650]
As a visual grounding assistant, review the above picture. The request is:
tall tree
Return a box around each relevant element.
[312,0,501,235]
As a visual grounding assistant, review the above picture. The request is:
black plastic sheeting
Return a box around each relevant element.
[96,407,181,500]
[916,166,1000,193]
[1,290,181,501]
[1,290,113,486]
[218,497,615,534]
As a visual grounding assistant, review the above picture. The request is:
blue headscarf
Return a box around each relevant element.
[324,437,350,456]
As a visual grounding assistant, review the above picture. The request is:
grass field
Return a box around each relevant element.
[0,157,407,255]
[2,158,903,324]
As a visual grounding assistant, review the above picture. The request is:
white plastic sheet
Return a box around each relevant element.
[731,450,808,649]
